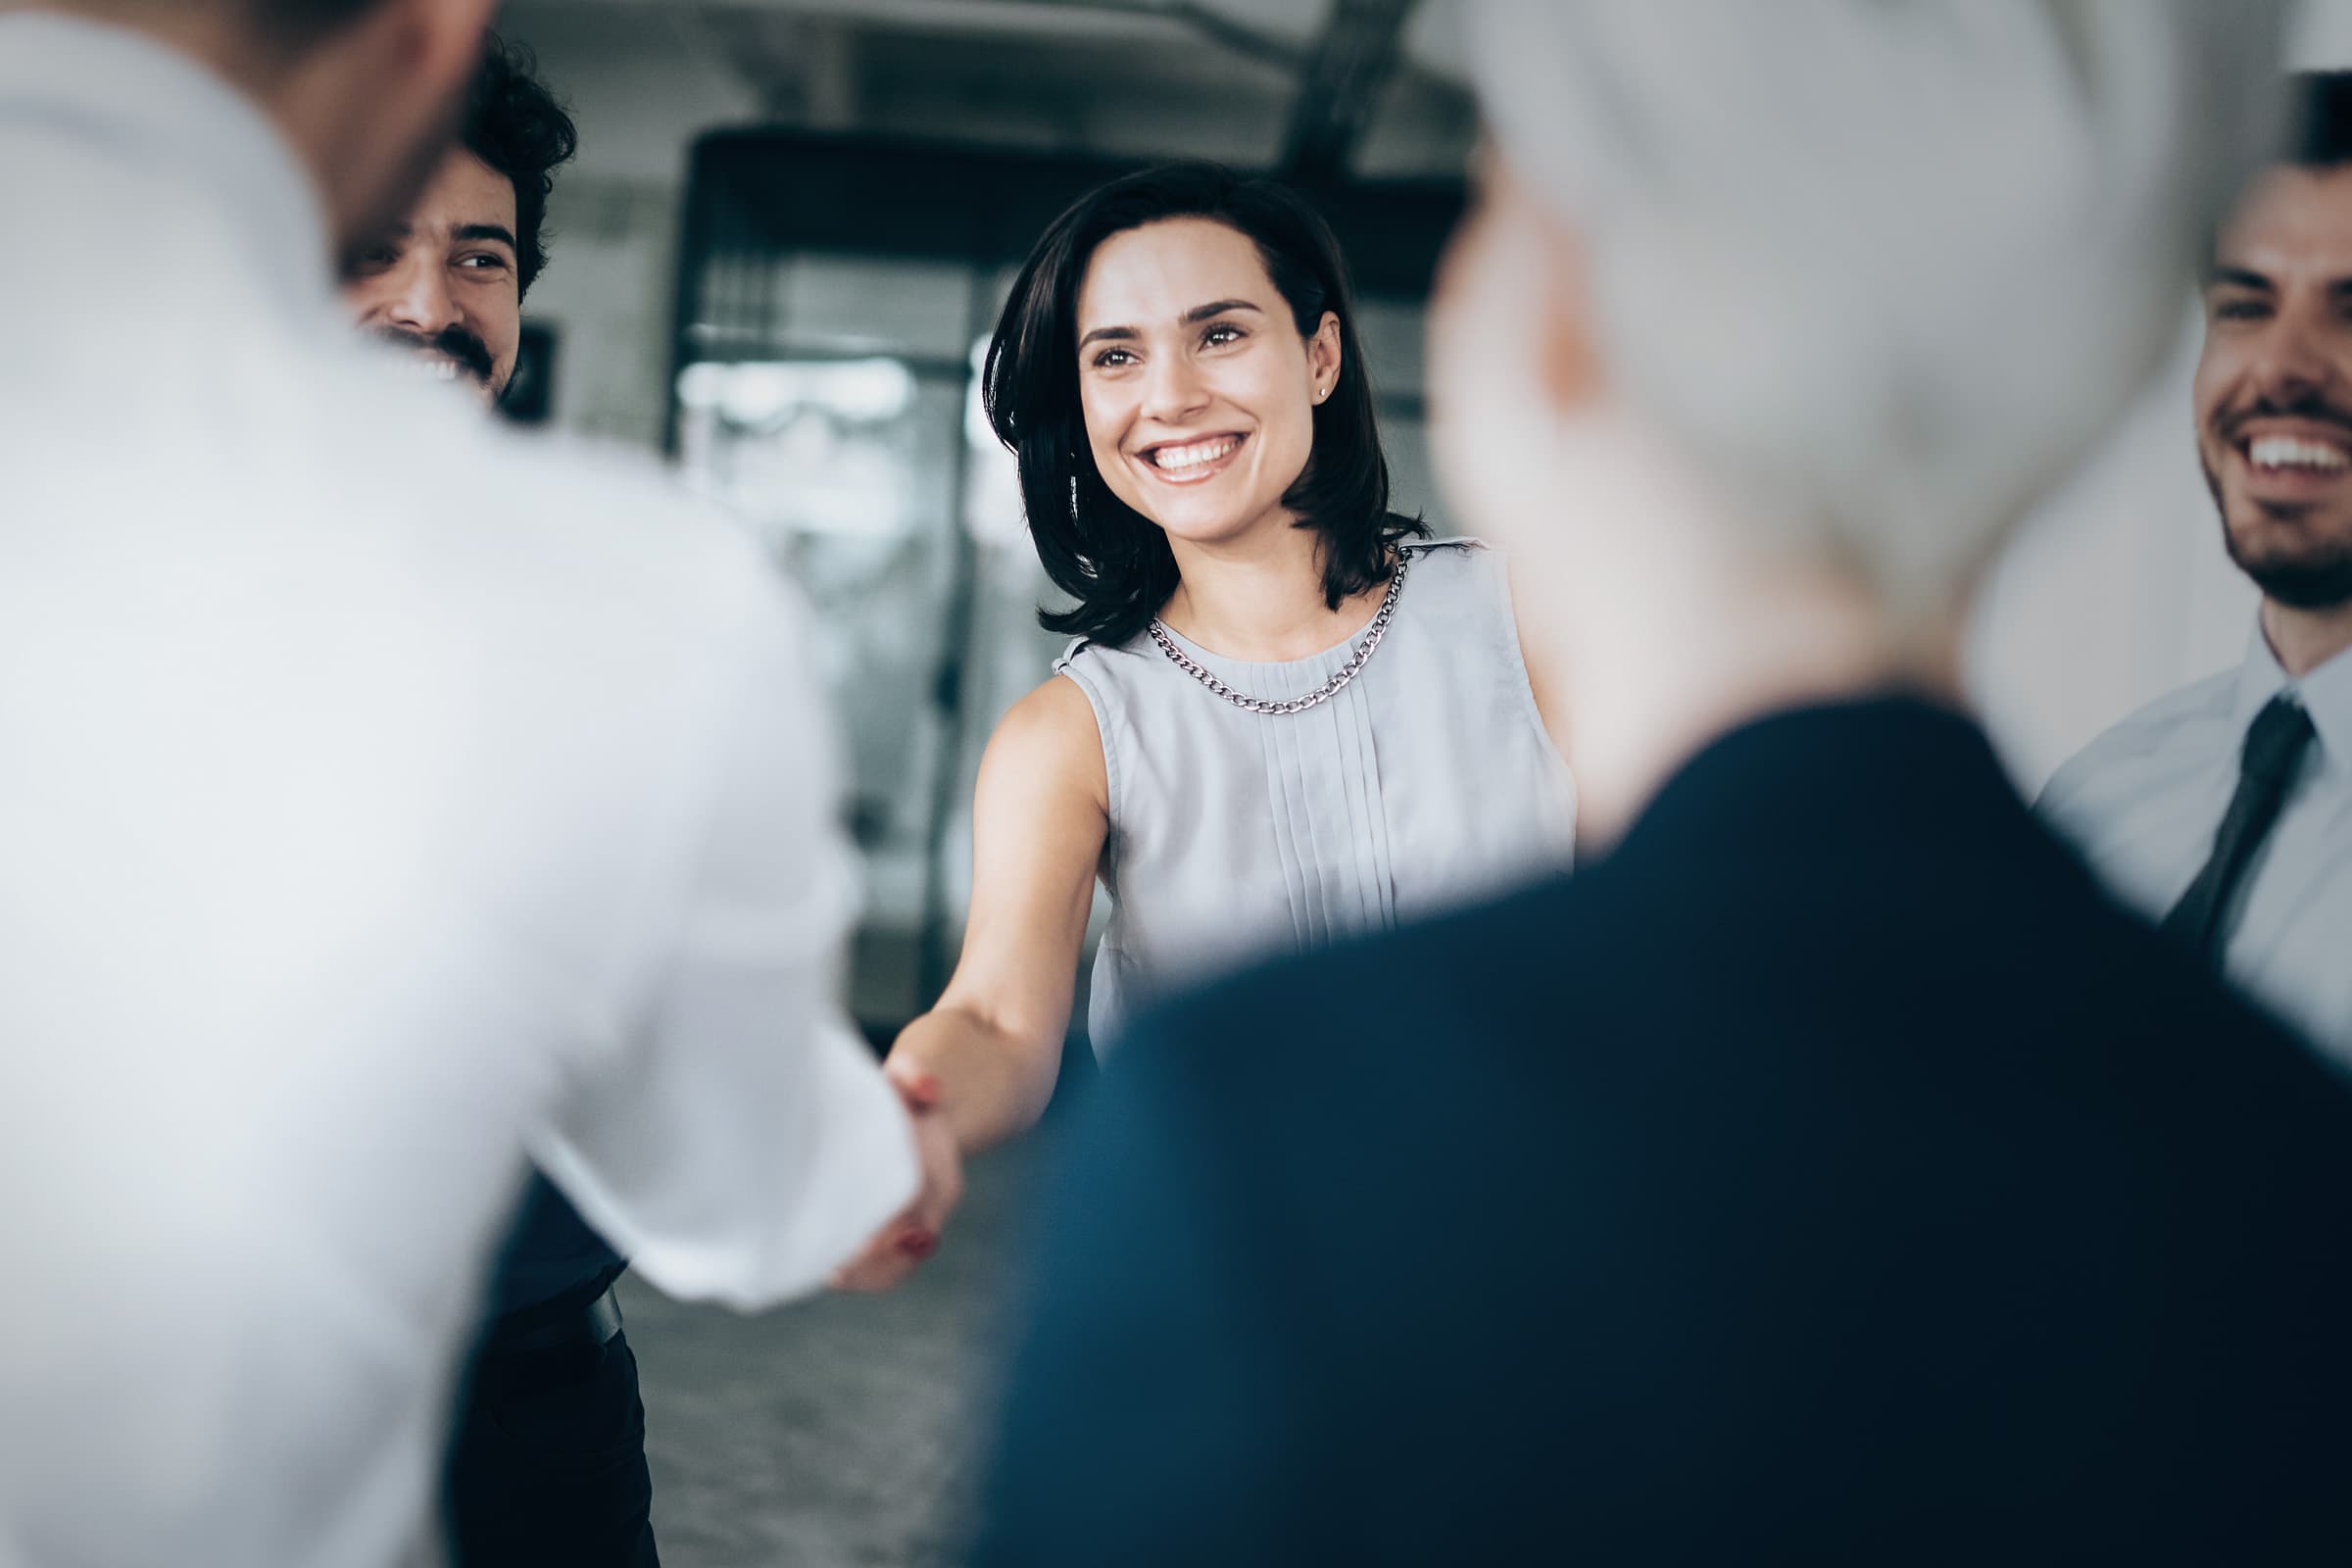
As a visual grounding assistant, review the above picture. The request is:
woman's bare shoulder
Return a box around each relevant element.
[982,673,1108,807]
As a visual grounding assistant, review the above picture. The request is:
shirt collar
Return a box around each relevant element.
[2293,639,2352,777]
[0,12,338,332]
[2234,616,2352,777]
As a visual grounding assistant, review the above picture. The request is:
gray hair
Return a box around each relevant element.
[1466,0,2283,610]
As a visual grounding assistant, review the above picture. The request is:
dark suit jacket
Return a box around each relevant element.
[483,1171,625,1320]
[977,698,2352,1566]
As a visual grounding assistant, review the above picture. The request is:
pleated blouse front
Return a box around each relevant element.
[1054,539,1577,1050]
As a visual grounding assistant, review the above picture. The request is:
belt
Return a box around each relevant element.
[481,1284,624,1357]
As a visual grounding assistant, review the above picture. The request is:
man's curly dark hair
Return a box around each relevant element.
[463,35,578,300]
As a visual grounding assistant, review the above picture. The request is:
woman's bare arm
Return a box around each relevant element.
[887,672,1109,1152]
[831,675,1108,1293]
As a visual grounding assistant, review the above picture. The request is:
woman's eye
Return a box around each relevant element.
[1202,323,1245,347]
[458,255,509,272]
[1092,348,1135,368]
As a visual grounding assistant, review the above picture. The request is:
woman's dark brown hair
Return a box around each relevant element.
[983,161,1425,646]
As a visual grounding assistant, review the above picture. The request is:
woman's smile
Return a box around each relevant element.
[1133,430,1249,485]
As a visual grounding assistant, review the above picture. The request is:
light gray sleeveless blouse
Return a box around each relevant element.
[1054,538,1576,1049]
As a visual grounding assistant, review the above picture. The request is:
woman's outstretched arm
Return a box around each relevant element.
[832,673,1108,1291]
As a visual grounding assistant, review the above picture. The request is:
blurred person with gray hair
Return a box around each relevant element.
[976,4,2352,1564]
[0,2,938,1564]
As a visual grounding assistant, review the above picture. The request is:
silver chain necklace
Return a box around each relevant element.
[1147,551,1410,716]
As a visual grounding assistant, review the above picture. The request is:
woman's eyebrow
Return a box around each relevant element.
[1080,299,1264,349]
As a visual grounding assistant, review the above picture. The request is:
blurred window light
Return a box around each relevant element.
[675,358,916,425]
[675,358,925,542]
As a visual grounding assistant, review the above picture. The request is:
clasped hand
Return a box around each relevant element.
[831,1063,965,1293]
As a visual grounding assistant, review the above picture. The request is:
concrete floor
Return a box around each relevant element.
[617,1138,1050,1568]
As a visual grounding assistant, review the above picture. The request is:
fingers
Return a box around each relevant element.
[885,1060,943,1112]
[830,1213,943,1292]
[830,1224,927,1292]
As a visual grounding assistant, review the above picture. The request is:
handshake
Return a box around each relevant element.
[832,1061,965,1294]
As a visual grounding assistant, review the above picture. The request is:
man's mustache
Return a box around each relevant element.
[2213,390,2352,446]
[374,326,495,386]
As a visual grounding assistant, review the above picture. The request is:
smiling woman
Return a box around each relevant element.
[831,162,1580,1297]
[985,162,1416,647]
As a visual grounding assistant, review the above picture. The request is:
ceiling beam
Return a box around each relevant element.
[953,0,1308,72]
[1277,0,1418,183]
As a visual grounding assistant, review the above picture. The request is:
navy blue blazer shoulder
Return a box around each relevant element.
[979,697,2352,1567]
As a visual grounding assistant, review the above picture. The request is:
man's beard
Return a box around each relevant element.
[373,325,500,395]
[2203,397,2352,612]
[2225,519,2352,609]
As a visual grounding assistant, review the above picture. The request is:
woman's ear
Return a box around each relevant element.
[1308,310,1344,399]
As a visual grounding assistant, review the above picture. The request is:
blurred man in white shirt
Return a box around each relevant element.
[2044,73,2352,1065]
[339,37,673,1565]
[0,2,942,1563]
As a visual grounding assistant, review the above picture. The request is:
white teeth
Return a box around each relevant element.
[394,356,462,384]
[2249,434,2350,471]
[1148,436,1239,472]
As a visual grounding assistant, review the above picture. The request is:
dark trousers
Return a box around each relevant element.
[445,1330,659,1567]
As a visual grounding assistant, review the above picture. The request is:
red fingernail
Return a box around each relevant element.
[898,1232,938,1258]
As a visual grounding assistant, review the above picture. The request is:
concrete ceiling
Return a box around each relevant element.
[513,0,1337,43]
[498,0,1474,183]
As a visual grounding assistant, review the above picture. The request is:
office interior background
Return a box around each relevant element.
[467,2,2352,1559]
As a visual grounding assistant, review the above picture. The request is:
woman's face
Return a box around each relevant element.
[1074,217,1341,549]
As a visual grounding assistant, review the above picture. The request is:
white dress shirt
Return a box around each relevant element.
[0,17,914,1567]
[2041,622,2352,1066]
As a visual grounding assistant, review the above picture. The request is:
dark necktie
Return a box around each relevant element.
[2160,693,2315,963]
